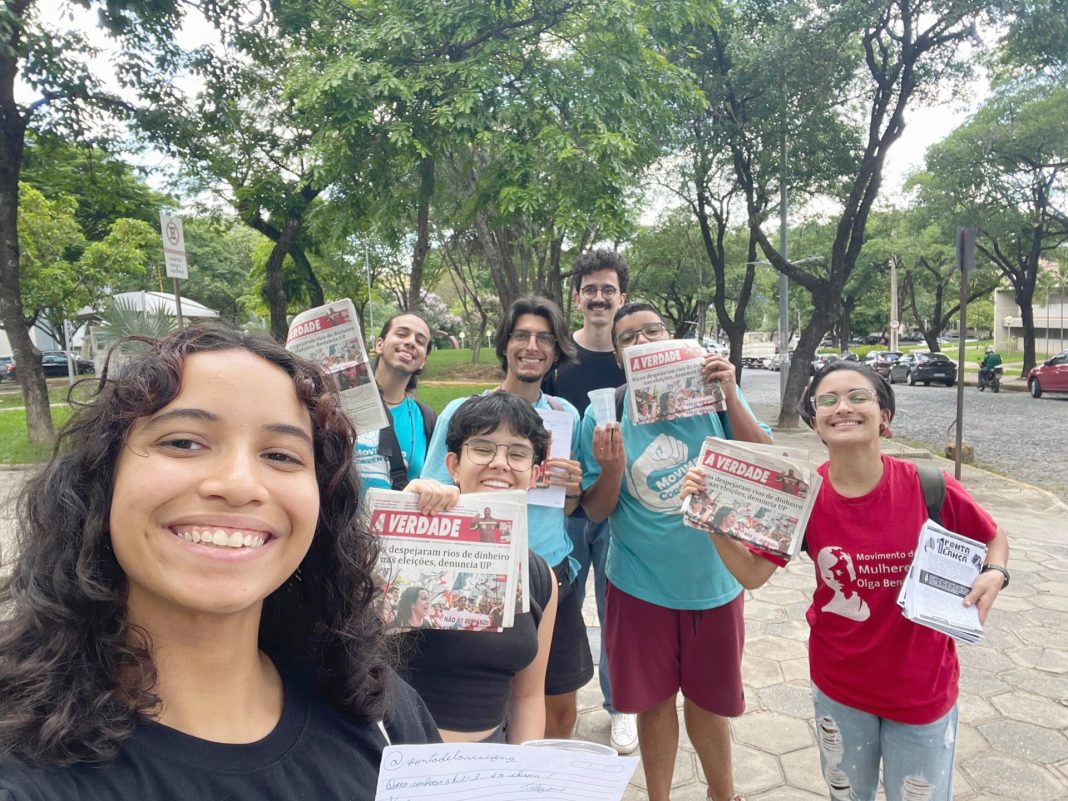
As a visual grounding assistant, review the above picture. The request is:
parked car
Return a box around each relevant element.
[864,333,887,345]
[900,332,925,343]
[888,351,956,386]
[864,350,903,377]
[810,353,839,374]
[0,356,13,382]
[1027,351,1068,399]
[6,351,95,381]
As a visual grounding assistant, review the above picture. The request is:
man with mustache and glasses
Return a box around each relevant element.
[542,249,637,755]
[422,295,593,740]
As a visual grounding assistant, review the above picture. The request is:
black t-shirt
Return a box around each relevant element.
[397,552,554,731]
[0,667,439,801]
[543,338,625,415]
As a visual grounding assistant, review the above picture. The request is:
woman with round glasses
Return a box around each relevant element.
[398,392,558,745]
[680,360,1008,801]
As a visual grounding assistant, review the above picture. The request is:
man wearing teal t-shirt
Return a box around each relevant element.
[355,313,436,491]
[580,303,772,801]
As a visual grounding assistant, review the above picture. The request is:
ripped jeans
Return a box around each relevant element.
[812,684,958,801]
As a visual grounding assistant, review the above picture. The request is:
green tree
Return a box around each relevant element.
[920,82,1068,374]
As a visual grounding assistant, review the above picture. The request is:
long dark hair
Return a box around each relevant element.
[0,323,390,765]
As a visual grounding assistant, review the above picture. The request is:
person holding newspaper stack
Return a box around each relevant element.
[580,302,772,801]
[680,360,1009,801]
[401,391,559,744]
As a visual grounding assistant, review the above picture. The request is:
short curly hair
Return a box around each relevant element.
[0,322,389,765]
[571,249,630,295]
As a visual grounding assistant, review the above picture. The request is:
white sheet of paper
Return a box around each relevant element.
[527,408,574,508]
[375,743,639,801]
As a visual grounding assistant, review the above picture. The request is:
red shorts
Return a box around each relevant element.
[603,582,746,717]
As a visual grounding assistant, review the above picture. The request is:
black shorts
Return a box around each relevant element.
[545,560,594,696]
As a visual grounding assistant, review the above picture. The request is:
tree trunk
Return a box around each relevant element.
[0,48,53,446]
[290,246,324,307]
[264,217,302,342]
[408,156,435,312]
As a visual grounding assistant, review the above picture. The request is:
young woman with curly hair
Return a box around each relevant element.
[0,323,437,799]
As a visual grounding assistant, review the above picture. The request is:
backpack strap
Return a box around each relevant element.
[914,461,946,525]
[416,400,436,441]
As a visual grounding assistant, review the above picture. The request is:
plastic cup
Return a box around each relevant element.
[587,388,616,427]
[521,738,618,756]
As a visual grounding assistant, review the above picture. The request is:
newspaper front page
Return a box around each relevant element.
[621,339,727,425]
[681,437,822,561]
[367,489,528,632]
[897,519,986,644]
[285,298,388,433]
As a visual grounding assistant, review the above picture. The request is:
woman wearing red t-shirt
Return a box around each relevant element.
[681,361,1008,801]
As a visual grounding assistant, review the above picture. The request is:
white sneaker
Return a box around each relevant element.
[610,712,639,754]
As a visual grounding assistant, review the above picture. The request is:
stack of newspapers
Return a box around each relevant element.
[897,519,986,644]
[366,489,528,633]
[680,438,821,562]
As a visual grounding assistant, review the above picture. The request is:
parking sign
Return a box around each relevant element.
[160,213,188,279]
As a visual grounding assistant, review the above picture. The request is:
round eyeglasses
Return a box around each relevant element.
[615,322,669,348]
[462,439,536,471]
[579,285,619,298]
[509,330,556,349]
[811,388,878,411]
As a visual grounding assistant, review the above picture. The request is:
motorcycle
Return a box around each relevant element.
[977,365,1002,393]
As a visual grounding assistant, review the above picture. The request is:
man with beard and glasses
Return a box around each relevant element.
[542,249,637,755]
[422,296,593,739]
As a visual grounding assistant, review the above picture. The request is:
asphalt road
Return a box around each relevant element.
[739,368,1068,505]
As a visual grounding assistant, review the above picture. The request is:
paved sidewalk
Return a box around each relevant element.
[576,402,1068,800]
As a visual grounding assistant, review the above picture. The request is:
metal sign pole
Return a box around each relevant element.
[954,226,976,480]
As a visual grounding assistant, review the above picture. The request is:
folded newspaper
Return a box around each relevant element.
[621,339,726,425]
[285,298,388,434]
[681,438,822,561]
[897,519,986,644]
[367,489,529,632]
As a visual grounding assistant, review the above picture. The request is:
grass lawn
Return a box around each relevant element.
[0,384,79,409]
[416,382,497,414]
[0,406,73,464]
[420,348,501,381]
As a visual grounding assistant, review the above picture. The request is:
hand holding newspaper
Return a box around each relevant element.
[897,519,986,644]
[621,339,726,425]
[681,438,821,561]
[367,489,529,632]
[286,298,388,434]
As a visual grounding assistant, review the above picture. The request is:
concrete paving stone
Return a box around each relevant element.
[960,753,1068,800]
[1032,593,1068,612]
[749,788,825,801]
[576,675,606,713]
[989,593,1036,613]
[744,619,769,639]
[755,682,814,719]
[574,708,611,744]
[763,569,812,592]
[731,711,813,754]
[1007,606,1068,631]
[764,619,810,642]
[745,634,808,663]
[780,656,810,685]
[741,654,785,689]
[957,693,999,726]
[1032,579,1068,597]
[957,645,1016,673]
[952,766,978,798]
[974,625,1022,652]
[977,718,1068,763]
[712,743,783,797]
[778,744,825,796]
[955,721,989,761]
[1000,667,1068,701]
[744,598,791,623]
[957,665,1011,697]
[1007,645,1068,674]
[748,585,808,608]
[621,785,648,801]
[989,690,1068,729]
[627,743,696,792]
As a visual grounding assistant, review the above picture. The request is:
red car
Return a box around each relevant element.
[1028,350,1068,398]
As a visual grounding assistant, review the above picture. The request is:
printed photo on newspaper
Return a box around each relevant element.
[621,339,727,425]
[367,489,528,632]
[681,437,822,561]
[285,298,388,433]
[897,519,986,644]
